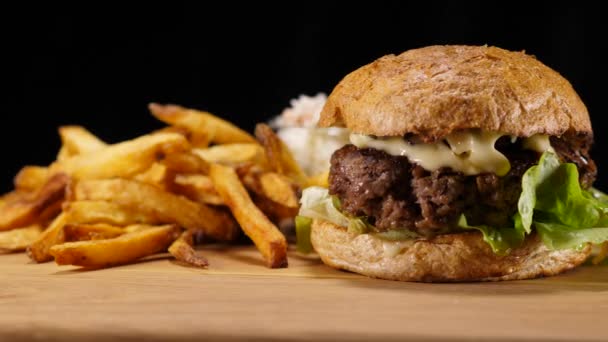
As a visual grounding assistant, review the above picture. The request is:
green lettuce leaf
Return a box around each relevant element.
[535,222,608,250]
[296,186,421,251]
[458,215,524,255]
[347,217,370,234]
[296,186,351,254]
[298,186,350,227]
[373,229,420,241]
[587,187,608,204]
[518,150,561,232]
[517,151,608,249]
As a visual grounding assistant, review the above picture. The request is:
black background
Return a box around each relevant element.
[4,2,607,192]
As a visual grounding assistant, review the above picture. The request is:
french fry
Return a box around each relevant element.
[123,224,158,233]
[27,212,68,262]
[234,162,266,181]
[57,125,107,160]
[153,112,210,148]
[210,164,287,268]
[56,146,71,162]
[63,224,124,242]
[171,174,224,206]
[2,100,307,271]
[149,103,257,145]
[174,174,215,191]
[0,190,27,203]
[153,125,191,137]
[161,152,210,174]
[14,166,49,191]
[168,230,208,267]
[0,224,43,253]
[254,123,307,186]
[258,173,299,208]
[70,179,238,241]
[49,132,189,180]
[251,194,299,224]
[63,201,163,226]
[50,224,180,268]
[193,143,267,167]
[240,171,299,220]
[133,163,170,189]
[0,173,69,231]
[37,199,64,224]
[152,125,211,149]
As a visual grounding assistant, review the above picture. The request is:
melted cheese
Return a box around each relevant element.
[522,134,555,153]
[350,130,552,176]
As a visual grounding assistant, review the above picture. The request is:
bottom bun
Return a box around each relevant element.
[310,219,591,282]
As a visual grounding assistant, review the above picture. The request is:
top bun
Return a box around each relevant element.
[318,45,592,140]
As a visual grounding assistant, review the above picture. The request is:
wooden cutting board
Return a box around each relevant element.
[1,245,607,341]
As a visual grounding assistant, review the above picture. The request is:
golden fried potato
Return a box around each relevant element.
[70,179,238,241]
[63,223,124,242]
[240,171,298,221]
[49,132,189,180]
[133,163,170,189]
[193,143,267,167]
[0,190,27,205]
[2,99,307,271]
[56,146,71,162]
[254,123,307,186]
[50,224,180,268]
[0,173,69,231]
[258,172,298,208]
[13,166,49,191]
[37,199,64,224]
[57,125,107,161]
[0,224,42,253]
[168,230,208,267]
[27,212,68,262]
[123,224,159,233]
[63,201,163,226]
[149,103,256,146]
[210,164,287,268]
[161,151,210,174]
[251,194,299,224]
[171,174,224,206]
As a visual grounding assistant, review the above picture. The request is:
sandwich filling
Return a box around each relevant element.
[297,130,608,255]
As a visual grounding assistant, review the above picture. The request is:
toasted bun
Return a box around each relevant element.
[311,219,591,282]
[319,45,592,141]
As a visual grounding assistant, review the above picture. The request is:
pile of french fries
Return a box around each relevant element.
[0,104,321,269]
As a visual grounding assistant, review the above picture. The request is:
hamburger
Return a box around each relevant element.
[295,45,608,282]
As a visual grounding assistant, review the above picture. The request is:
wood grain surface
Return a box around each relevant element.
[1,245,607,341]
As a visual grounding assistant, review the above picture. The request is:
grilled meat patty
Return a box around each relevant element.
[328,134,596,237]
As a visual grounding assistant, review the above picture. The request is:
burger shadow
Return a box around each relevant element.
[334,262,608,296]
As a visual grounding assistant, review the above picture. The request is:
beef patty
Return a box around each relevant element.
[328,134,596,237]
